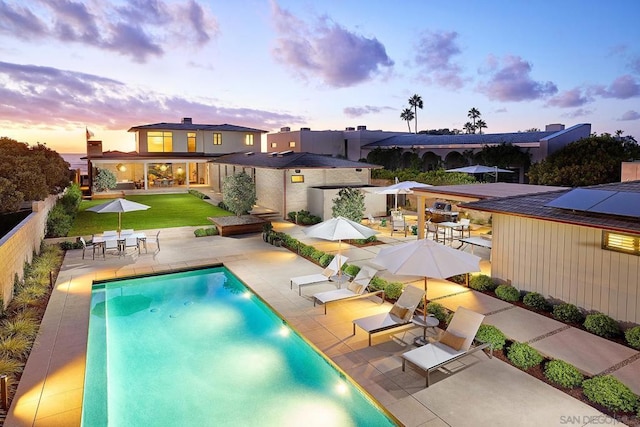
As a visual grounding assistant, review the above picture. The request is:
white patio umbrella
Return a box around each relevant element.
[370,180,433,211]
[371,239,481,321]
[445,165,513,182]
[303,216,378,275]
[87,198,151,234]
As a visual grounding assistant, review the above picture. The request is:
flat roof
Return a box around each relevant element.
[413,182,568,201]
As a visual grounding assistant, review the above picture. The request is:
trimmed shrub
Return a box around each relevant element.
[475,324,507,351]
[523,292,551,311]
[309,249,324,262]
[343,264,361,278]
[194,228,207,237]
[46,204,73,237]
[318,254,333,268]
[287,210,321,225]
[299,245,316,258]
[624,326,640,350]
[495,284,520,302]
[352,235,377,245]
[582,375,638,413]
[369,276,387,292]
[447,274,467,285]
[507,342,543,370]
[205,227,218,236]
[188,189,208,199]
[552,303,584,323]
[544,360,584,388]
[59,241,82,250]
[426,302,447,322]
[469,274,496,291]
[584,313,621,338]
[384,282,404,300]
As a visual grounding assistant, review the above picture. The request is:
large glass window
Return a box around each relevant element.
[245,134,254,146]
[148,131,173,152]
[187,132,196,152]
[213,133,222,145]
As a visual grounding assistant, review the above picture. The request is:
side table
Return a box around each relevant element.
[411,314,439,346]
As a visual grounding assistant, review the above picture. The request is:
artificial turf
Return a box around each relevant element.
[69,194,232,235]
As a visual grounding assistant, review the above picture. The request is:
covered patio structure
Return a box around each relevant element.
[413,183,567,240]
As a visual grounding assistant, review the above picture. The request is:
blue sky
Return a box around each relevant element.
[1,0,639,153]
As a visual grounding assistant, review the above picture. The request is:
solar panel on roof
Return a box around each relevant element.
[545,188,640,218]
[545,188,615,211]
[589,192,640,217]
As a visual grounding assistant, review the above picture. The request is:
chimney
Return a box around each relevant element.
[87,140,103,157]
[345,127,355,131]
[280,126,291,132]
[357,125,367,131]
[545,123,565,132]
[182,117,193,124]
[300,127,310,131]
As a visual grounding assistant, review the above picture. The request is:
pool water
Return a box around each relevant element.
[82,267,398,426]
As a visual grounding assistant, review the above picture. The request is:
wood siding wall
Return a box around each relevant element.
[492,214,640,324]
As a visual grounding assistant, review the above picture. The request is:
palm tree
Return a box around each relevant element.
[476,119,487,134]
[467,107,481,129]
[463,122,476,134]
[400,108,415,133]
[408,94,423,134]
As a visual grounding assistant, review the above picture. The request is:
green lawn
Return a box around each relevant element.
[69,194,233,235]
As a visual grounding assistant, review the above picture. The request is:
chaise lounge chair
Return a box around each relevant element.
[352,285,424,346]
[313,265,385,314]
[401,306,492,387]
[290,254,348,296]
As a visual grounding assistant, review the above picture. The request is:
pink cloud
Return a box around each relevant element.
[477,55,557,101]
[271,2,393,87]
[591,75,640,99]
[414,30,464,89]
[546,88,591,108]
[619,110,640,121]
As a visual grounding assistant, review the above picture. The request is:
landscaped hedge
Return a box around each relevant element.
[188,189,209,199]
[584,313,621,338]
[582,375,638,413]
[469,274,496,291]
[475,324,507,351]
[194,227,218,237]
[495,284,520,302]
[287,210,321,225]
[426,302,448,322]
[552,303,584,323]
[544,360,584,388]
[625,326,640,350]
[507,342,543,370]
[523,292,551,311]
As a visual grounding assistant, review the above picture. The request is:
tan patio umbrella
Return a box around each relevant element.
[303,216,378,276]
[371,239,481,321]
[87,198,150,235]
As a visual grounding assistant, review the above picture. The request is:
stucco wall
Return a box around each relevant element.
[0,196,57,308]
[621,162,640,181]
[491,213,639,323]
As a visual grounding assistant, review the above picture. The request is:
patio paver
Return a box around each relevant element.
[483,306,567,343]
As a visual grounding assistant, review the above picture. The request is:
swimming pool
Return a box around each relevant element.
[82,266,399,426]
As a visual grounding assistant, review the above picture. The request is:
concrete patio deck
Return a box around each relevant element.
[5,220,636,426]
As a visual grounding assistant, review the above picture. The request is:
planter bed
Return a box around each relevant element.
[208,215,267,236]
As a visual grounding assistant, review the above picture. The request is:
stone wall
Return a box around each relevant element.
[0,196,57,308]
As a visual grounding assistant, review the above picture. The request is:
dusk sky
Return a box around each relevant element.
[1,0,639,153]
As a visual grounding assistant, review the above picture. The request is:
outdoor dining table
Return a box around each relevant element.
[93,232,147,256]
[433,221,464,245]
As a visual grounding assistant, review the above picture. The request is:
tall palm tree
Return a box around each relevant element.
[467,107,481,129]
[463,122,476,134]
[400,108,415,133]
[408,94,423,134]
[476,119,487,135]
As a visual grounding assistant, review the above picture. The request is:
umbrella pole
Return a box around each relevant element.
[118,212,122,236]
[337,240,342,276]
[423,277,428,321]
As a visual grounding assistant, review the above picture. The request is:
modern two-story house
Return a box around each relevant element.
[85,118,266,192]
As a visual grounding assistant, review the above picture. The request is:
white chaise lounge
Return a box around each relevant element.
[401,306,492,387]
[313,265,384,314]
[352,285,424,346]
[290,254,348,296]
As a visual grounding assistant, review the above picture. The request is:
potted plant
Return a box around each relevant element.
[262,222,273,242]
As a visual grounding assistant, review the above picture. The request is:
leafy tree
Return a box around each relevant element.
[463,122,476,134]
[474,143,531,171]
[528,133,640,186]
[366,147,404,170]
[331,187,365,222]
[467,107,480,129]
[0,177,23,213]
[222,172,256,216]
[408,94,423,134]
[371,169,476,185]
[400,108,414,132]
[93,168,117,192]
[476,119,487,134]
[0,137,70,210]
